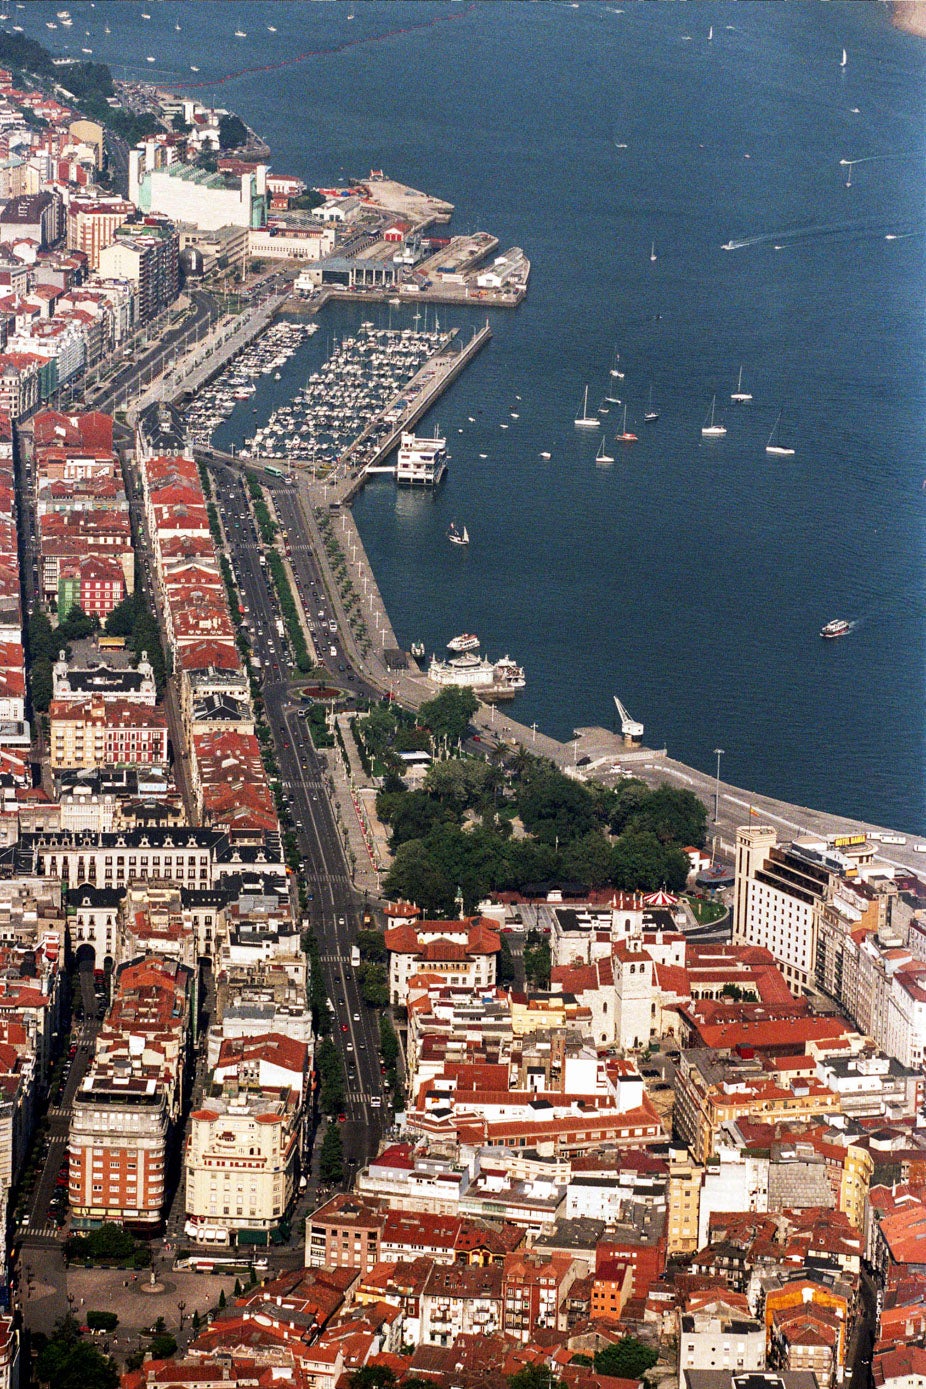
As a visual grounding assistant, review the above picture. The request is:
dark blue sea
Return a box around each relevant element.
[23,0,926,830]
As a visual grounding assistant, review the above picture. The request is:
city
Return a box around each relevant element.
[0,17,919,1389]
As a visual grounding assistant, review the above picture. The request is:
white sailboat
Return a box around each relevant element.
[701,396,727,437]
[730,366,752,403]
[708,25,713,40]
[574,385,600,428]
[650,241,657,262]
[840,47,847,68]
[766,410,795,456]
[596,437,615,465]
[609,348,625,380]
[447,521,470,546]
[643,386,659,422]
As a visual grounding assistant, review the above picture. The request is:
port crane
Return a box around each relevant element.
[613,695,644,746]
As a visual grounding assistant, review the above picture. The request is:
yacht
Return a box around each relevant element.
[447,633,480,653]
[447,522,470,547]
[595,437,615,465]
[820,619,850,639]
[616,404,637,443]
[701,396,726,437]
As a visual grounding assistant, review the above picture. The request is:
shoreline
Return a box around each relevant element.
[892,2,926,37]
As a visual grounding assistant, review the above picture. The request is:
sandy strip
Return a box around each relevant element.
[893,2,926,38]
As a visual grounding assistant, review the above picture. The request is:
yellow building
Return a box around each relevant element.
[667,1145,703,1254]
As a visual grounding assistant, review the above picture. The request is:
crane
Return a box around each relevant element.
[613,694,644,746]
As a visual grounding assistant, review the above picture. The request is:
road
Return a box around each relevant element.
[88,288,220,416]
[209,464,385,1170]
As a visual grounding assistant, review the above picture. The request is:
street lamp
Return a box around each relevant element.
[531,721,537,745]
[713,747,725,823]
[177,1300,186,1331]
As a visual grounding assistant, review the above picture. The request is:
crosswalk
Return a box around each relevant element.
[18,1222,59,1241]
[48,1106,70,1119]
[318,953,352,965]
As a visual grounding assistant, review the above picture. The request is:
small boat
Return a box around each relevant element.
[478,453,487,459]
[267,25,277,32]
[500,423,508,430]
[650,241,657,262]
[820,619,850,640]
[539,451,552,460]
[730,366,752,403]
[840,47,847,69]
[721,240,736,251]
[708,24,713,40]
[574,385,600,428]
[766,410,795,456]
[447,633,480,652]
[190,64,199,71]
[643,386,659,422]
[234,29,247,38]
[616,404,637,443]
[81,46,92,53]
[701,396,726,437]
[510,411,519,419]
[146,55,155,62]
[596,437,615,465]
[447,522,470,547]
[610,348,625,380]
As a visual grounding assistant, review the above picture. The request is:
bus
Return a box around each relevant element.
[265,464,284,479]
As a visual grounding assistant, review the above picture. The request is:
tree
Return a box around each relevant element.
[628,784,708,849]
[349,1367,396,1389]
[31,656,53,712]
[418,687,479,745]
[516,764,600,846]
[104,594,137,637]
[386,790,456,850]
[171,110,191,134]
[593,1337,659,1379]
[357,929,387,963]
[507,1368,565,1389]
[497,933,516,986]
[58,605,98,642]
[611,830,689,893]
[379,1014,399,1067]
[218,1288,226,1309]
[319,1121,344,1185]
[85,1312,118,1332]
[148,1333,178,1360]
[523,935,551,989]
[560,828,614,889]
[28,608,58,662]
[382,838,455,918]
[358,962,389,1009]
[35,1317,119,1389]
[218,113,248,149]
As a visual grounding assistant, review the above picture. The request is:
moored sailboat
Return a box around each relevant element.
[616,404,637,443]
[766,410,795,456]
[730,366,752,403]
[701,396,726,437]
[574,385,600,428]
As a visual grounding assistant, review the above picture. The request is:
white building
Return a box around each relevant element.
[184,1086,302,1242]
[678,1298,766,1376]
[734,826,830,989]
[130,148,267,231]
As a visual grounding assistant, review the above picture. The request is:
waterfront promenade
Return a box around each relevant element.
[283,470,926,879]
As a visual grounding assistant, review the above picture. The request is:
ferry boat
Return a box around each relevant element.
[410,641,425,660]
[820,619,850,640]
[395,430,447,486]
[447,633,479,653]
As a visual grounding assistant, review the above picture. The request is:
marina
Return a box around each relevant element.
[243,324,453,468]
[183,319,316,446]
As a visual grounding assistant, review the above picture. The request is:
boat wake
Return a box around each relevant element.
[722,216,922,252]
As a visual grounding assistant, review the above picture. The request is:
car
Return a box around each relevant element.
[370,1097,382,1108]
[353,1012,360,1022]
[337,1113,347,1123]
[338,916,345,926]
[341,1023,348,1033]
[346,1042,354,1052]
